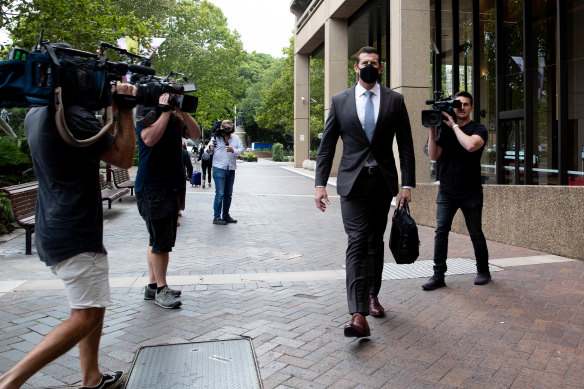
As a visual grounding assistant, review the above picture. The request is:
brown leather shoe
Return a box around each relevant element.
[369,295,385,317]
[343,313,371,338]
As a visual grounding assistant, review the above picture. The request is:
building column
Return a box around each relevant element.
[294,53,310,168]
[324,18,348,176]
[390,0,431,183]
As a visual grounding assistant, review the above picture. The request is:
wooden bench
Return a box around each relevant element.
[109,168,135,196]
[0,181,38,255]
[99,174,130,209]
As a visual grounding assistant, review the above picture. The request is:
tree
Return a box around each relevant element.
[1,0,158,54]
[254,37,324,148]
[150,0,245,133]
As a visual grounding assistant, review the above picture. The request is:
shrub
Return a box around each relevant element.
[272,143,284,162]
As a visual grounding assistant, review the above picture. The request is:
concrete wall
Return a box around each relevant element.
[411,184,584,259]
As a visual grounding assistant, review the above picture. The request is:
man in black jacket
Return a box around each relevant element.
[314,46,416,338]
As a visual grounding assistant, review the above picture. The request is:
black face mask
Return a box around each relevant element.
[359,64,379,84]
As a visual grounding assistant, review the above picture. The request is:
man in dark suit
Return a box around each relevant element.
[314,46,416,338]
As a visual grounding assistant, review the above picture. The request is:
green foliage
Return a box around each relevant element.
[241,152,257,161]
[253,37,324,147]
[0,137,33,185]
[272,143,284,162]
[0,194,16,235]
[1,0,160,56]
[255,39,293,139]
[237,52,278,142]
[148,0,245,132]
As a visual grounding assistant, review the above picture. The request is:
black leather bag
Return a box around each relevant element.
[389,201,420,264]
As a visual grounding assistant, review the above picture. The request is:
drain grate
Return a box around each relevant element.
[125,338,263,389]
[382,258,502,280]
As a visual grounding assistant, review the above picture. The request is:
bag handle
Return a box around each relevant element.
[54,87,115,148]
[397,200,411,215]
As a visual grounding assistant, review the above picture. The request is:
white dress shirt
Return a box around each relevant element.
[355,82,381,131]
[356,82,380,166]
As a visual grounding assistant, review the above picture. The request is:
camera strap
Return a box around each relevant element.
[54,87,115,147]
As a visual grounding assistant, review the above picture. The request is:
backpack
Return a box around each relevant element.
[389,202,420,264]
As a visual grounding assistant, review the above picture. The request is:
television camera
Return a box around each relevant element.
[421,91,462,127]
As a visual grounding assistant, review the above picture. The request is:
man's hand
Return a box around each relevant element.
[441,111,456,128]
[159,93,170,107]
[226,146,234,153]
[315,187,330,212]
[399,188,411,206]
[110,82,137,113]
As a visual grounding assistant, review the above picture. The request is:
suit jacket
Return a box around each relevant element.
[315,84,416,197]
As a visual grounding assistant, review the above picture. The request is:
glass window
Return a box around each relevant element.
[459,0,473,93]
[440,0,453,95]
[502,1,524,112]
[479,0,497,184]
[531,0,559,185]
[567,0,584,186]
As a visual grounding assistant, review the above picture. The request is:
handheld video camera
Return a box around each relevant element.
[130,71,198,114]
[210,119,234,148]
[0,31,155,110]
[421,91,462,127]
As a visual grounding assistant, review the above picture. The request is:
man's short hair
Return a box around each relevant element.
[355,46,380,64]
[454,91,473,106]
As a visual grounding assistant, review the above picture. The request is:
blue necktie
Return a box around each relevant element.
[364,90,375,142]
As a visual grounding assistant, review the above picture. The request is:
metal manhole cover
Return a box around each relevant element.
[125,338,263,389]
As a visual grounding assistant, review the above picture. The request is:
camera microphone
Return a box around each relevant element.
[425,99,436,105]
[128,64,155,76]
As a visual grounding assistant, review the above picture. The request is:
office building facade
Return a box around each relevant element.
[291,0,584,258]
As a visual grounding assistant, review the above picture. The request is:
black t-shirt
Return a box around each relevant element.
[134,107,185,193]
[25,106,115,266]
[436,121,488,198]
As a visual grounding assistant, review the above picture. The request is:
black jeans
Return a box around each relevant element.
[433,190,489,276]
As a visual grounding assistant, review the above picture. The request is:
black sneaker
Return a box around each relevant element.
[223,216,237,223]
[79,371,124,389]
[213,218,227,225]
[474,273,492,285]
[422,276,446,291]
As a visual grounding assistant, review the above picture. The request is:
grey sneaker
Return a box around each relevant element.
[154,286,182,309]
[144,285,181,300]
[79,370,124,388]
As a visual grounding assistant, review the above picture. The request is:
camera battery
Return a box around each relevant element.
[8,48,28,61]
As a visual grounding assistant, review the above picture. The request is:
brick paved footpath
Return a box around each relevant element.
[0,159,583,388]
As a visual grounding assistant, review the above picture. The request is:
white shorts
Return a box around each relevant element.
[51,252,111,309]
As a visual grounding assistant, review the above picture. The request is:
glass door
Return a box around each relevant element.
[500,118,526,184]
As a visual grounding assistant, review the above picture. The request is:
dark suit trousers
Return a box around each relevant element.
[340,168,392,315]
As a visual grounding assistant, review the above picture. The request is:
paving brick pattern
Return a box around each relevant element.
[1,159,582,389]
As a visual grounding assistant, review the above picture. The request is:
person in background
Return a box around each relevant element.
[177,141,193,224]
[421,91,491,291]
[135,93,201,309]
[205,120,243,224]
[199,139,213,189]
